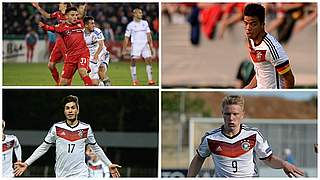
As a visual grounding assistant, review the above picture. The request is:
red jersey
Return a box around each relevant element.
[42,20,89,59]
[50,11,67,24]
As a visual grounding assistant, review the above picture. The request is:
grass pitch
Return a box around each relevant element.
[3,61,158,86]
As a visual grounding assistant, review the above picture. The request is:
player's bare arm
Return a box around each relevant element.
[280,69,295,88]
[147,32,154,56]
[243,75,257,89]
[94,40,104,62]
[77,3,87,19]
[263,154,304,177]
[31,3,51,19]
[187,153,206,177]
[122,36,130,56]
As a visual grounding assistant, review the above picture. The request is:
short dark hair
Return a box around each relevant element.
[244,3,265,24]
[65,7,78,14]
[62,95,79,109]
[83,16,94,25]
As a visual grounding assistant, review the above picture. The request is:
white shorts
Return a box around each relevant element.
[131,43,151,59]
[89,51,110,80]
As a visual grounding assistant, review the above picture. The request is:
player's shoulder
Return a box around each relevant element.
[5,134,18,140]
[241,124,265,137]
[203,126,222,138]
[264,33,283,48]
[93,27,103,35]
[79,121,91,128]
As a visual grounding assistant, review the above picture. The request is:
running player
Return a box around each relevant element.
[187,95,304,177]
[243,3,295,89]
[14,95,120,177]
[2,120,22,177]
[86,146,110,178]
[83,16,111,86]
[38,7,92,86]
[122,8,156,86]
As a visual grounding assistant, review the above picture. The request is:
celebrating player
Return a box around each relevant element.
[187,95,304,177]
[2,120,22,177]
[84,16,111,86]
[122,8,156,86]
[243,3,295,89]
[86,146,110,178]
[14,95,121,177]
[38,7,92,86]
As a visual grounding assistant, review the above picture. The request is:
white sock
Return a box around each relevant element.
[130,65,137,81]
[146,65,153,81]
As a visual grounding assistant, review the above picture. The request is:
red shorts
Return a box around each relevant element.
[61,53,90,79]
[49,36,66,63]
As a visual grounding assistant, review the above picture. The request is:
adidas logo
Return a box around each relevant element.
[216,146,222,152]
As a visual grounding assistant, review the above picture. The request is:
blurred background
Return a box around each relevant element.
[162,3,317,88]
[161,91,317,177]
[3,2,159,85]
[3,89,158,177]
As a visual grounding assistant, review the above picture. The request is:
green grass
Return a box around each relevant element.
[3,61,158,86]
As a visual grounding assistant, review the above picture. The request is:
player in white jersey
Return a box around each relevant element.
[84,16,111,86]
[2,120,22,177]
[187,95,304,177]
[122,8,156,86]
[243,3,295,89]
[14,95,121,177]
[86,146,110,178]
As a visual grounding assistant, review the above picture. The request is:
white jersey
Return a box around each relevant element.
[84,27,109,63]
[197,124,272,177]
[248,33,291,89]
[125,20,151,45]
[44,121,96,177]
[2,134,22,177]
[88,159,110,178]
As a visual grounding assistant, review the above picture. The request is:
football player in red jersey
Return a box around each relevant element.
[39,7,92,86]
[32,3,87,85]
[187,95,304,177]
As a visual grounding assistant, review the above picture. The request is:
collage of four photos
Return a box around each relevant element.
[1,1,318,178]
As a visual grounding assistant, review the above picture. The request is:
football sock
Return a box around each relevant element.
[81,75,93,86]
[146,64,153,81]
[50,67,60,85]
[130,65,137,81]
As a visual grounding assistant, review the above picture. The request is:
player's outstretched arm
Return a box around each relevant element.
[14,162,28,176]
[187,153,206,177]
[263,154,304,177]
[108,164,122,178]
[78,3,87,19]
[14,142,52,176]
[280,70,295,88]
[31,3,51,19]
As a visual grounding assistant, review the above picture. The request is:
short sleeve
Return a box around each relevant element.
[197,134,211,158]
[255,131,272,160]
[44,125,57,144]
[124,24,131,37]
[94,28,105,41]
[86,125,97,145]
